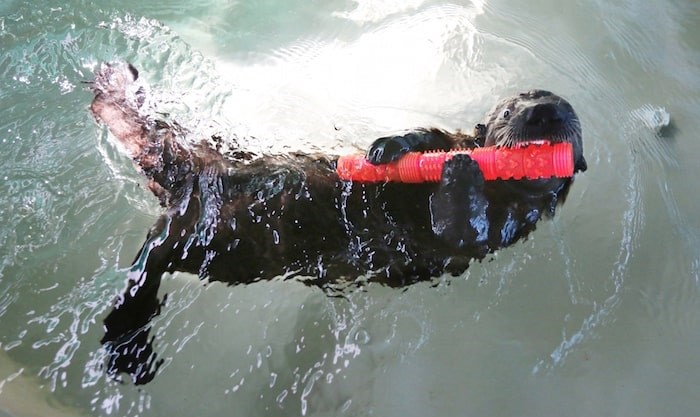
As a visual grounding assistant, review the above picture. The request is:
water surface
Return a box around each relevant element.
[1,0,700,416]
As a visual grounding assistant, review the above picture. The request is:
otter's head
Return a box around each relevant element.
[90,63,150,160]
[91,62,145,110]
[478,90,587,173]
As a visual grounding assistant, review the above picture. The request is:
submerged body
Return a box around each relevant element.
[90,63,586,383]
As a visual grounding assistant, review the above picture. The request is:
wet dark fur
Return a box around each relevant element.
[90,63,586,384]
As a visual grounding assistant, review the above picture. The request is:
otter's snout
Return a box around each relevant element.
[524,103,566,127]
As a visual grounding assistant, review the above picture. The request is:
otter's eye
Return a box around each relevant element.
[502,109,510,119]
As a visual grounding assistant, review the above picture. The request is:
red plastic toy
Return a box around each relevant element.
[336,142,574,183]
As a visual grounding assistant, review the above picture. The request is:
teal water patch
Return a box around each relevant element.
[1,0,700,416]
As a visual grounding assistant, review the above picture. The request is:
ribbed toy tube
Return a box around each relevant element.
[336,142,574,183]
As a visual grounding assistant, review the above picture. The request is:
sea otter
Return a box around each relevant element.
[90,63,586,383]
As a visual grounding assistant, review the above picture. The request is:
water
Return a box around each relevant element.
[1,0,699,415]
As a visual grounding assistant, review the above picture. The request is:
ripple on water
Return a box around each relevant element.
[0,3,226,408]
[3,0,699,415]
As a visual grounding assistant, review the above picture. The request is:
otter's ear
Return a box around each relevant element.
[575,156,588,173]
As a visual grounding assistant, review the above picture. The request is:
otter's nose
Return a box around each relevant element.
[525,103,565,127]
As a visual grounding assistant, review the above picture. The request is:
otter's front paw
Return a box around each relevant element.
[441,154,485,188]
[430,154,489,249]
[366,130,453,165]
[366,135,416,165]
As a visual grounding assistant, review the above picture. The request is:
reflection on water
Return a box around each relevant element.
[1,0,700,416]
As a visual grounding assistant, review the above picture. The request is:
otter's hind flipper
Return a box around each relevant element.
[102,234,168,344]
[101,241,167,385]
[429,154,489,252]
[101,213,191,384]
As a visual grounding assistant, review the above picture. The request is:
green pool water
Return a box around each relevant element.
[1,0,700,416]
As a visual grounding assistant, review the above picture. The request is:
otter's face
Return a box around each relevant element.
[91,62,146,112]
[90,63,149,160]
[481,90,587,172]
